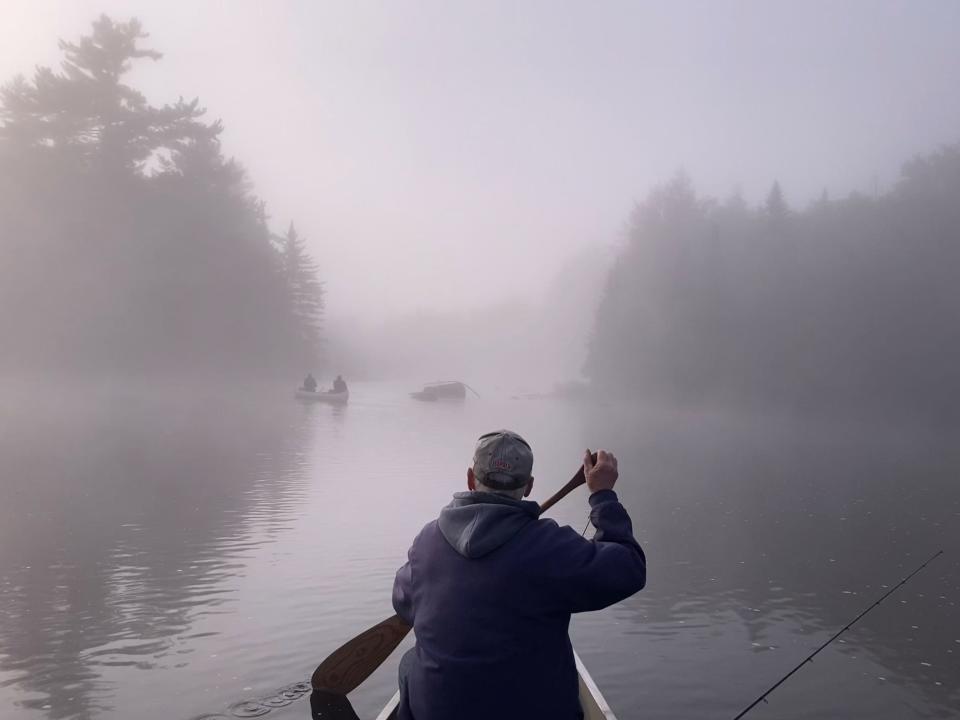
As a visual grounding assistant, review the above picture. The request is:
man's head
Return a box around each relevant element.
[467,429,535,501]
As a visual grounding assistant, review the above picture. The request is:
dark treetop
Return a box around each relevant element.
[0,15,324,376]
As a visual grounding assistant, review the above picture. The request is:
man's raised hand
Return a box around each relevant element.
[583,449,618,494]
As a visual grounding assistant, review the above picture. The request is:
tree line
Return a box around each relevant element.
[0,16,323,376]
[586,145,960,427]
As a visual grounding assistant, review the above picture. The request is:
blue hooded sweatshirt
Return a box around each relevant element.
[392,489,646,720]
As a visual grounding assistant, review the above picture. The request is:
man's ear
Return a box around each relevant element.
[523,476,535,498]
[467,467,476,491]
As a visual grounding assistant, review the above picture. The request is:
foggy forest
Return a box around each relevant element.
[3,15,959,427]
[1,5,958,720]
[0,17,323,375]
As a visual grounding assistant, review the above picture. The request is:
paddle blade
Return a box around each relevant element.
[309,690,361,720]
[311,614,412,694]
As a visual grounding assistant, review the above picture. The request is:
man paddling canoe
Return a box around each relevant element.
[391,430,646,720]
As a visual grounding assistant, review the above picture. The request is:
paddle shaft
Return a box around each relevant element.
[537,461,589,515]
[311,455,595,693]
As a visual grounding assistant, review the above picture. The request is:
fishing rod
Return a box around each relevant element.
[733,549,944,720]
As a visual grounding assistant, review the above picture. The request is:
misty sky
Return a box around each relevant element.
[3,1,959,320]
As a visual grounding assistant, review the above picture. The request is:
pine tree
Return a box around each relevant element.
[0,16,321,375]
[279,223,325,363]
[765,180,788,219]
[0,14,216,176]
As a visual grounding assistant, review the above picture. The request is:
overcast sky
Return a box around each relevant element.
[3,1,959,319]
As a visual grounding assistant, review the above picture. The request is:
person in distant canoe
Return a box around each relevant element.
[302,373,317,392]
[332,374,347,393]
[392,430,646,720]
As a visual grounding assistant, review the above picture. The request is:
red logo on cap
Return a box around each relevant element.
[492,458,513,471]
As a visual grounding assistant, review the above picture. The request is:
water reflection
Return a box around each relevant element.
[570,403,959,718]
[0,382,312,719]
[2,386,957,720]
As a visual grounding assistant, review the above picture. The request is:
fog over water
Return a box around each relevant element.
[1,3,959,720]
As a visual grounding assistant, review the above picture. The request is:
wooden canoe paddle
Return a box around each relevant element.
[310,452,595,694]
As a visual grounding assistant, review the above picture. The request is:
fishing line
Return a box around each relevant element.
[732,549,944,719]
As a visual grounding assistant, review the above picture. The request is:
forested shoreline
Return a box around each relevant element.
[4,14,959,426]
[0,16,323,377]
[586,146,960,426]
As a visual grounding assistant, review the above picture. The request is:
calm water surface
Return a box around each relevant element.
[0,381,957,719]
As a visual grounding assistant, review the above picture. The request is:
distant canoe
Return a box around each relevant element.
[409,390,440,401]
[409,381,477,401]
[374,650,616,719]
[295,389,349,404]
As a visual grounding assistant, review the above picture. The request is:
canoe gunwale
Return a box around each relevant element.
[575,649,618,720]
[374,691,399,720]
[372,649,616,720]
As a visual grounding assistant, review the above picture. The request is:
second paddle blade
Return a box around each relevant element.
[311,614,413,695]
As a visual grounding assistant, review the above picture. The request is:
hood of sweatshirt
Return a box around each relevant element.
[437,491,540,559]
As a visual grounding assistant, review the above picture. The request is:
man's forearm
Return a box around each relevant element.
[589,489,644,556]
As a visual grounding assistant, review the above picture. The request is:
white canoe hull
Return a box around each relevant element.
[374,650,616,720]
[295,389,349,404]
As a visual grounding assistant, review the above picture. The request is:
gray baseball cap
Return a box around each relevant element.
[472,429,534,490]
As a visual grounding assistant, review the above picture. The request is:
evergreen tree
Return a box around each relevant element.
[0,15,324,375]
[764,180,788,219]
[279,223,325,364]
[0,15,214,176]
